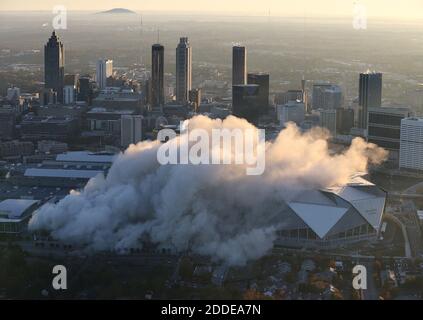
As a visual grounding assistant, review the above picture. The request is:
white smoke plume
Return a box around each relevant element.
[29,115,387,266]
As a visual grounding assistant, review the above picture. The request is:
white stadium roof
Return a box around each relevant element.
[282,177,386,239]
[287,202,349,239]
[24,168,104,179]
[0,199,39,219]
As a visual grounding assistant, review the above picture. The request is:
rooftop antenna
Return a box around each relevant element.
[157,28,160,44]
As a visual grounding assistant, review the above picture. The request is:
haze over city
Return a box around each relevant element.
[1,0,423,20]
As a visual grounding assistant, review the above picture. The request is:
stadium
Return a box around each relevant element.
[274,176,387,249]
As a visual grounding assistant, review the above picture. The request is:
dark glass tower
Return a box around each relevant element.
[44,31,65,103]
[232,46,247,86]
[247,73,270,112]
[359,72,382,129]
[151,44,165,107]
[176,37,192,104]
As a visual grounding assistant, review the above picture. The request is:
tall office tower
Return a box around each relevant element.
[44,31,65,103]
[400,117,423,171]
[359,71,382,129]
[232,45,247,86]
[96,59,113,90]
[121,115,144,148]
[247,73,270,112]
[176,37,192,104]
[151,44,165,107]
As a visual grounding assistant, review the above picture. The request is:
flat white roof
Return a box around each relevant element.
[0,199,39,219]
[24,168,103,179]
[56,151,116,163]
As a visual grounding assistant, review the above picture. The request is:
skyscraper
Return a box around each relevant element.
[151,44,165,107]
[96,59,113,90]
[176,37,192,104]
[44,31,65,103]
[247,73,270,112]
[232,45,247,86]
[359,72,382,129]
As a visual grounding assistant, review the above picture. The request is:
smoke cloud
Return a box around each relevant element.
[29,115,387,266]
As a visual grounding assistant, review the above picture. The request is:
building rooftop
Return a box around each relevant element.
[0,199,39,220]
[56,151,117,163]
[403,117,423,123]
[368,106,412,115]
[24,168,104,179]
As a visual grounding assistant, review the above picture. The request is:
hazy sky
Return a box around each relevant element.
[1,0,423,19]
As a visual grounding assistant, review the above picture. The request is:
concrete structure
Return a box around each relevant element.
[0,199,39,234]
[312,84,343,110]
[96,59,113,90]
[0,141,34,159]
[320,109,337,135]
[275,90,303,105]
[20,115,80,142]
[189,88,201,112]
[275,176,386,249]
[0,107,16,139]
[121,115,144,148]
[37,140,68,154]
[78,76,93,104]
[63,74,79,105]
[368,107,412,164]
[44,31,65,103]
[6,87,20,102]
[232,45,247,86]
[176,37,192,104]
[277,101,305,127]
[336,108,355,135]
[92,88,143,112]
[400,117,423,171]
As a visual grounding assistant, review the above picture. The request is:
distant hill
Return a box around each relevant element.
[97,8,136,15]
